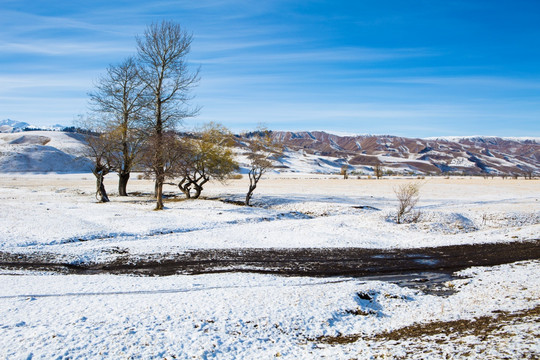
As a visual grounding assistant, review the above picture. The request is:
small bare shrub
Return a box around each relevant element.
[395,182,421,224]
[373,164,383,179]
[228,173,243,180]
[340,165,349,179]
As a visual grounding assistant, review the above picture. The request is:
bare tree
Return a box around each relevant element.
[394,182,421,224]
[89,57,148,196]
[244,129,283,206]
[85,133,116,203]
[140,131,184,206]
[137,20,199,210]
[177,123,238,199]
[373,163,383,179]
[340,165,349,179]
[523,169,534,180]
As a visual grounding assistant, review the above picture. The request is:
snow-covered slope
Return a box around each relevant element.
[0,130,538,175]
[267,131,540,175]
[0,119,30,133]
[425,135,540,143]
[0,131,91,173]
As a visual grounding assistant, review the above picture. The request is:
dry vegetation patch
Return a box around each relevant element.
[317,305,540,359]
[372,305,540,341]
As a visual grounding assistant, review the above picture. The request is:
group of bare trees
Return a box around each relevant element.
[84,21,282,209]
[86,21,199,209]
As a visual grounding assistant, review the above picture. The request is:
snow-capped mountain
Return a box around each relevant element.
[0,119,31,133]
[0,119,68,133]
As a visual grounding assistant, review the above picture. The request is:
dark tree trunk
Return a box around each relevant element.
[245,184,256,206]
[94,171,110,203]
[98,175,110,203]
[154,113,165,210]
[118,172,130,196]
[192,177,209,199]
[182,187,192,199]
[155,178,164,210]
[178,178,192,199]
[192,184,202,199]
[245,172,257,206]
[246,170,263,206]
[154,162,165,210]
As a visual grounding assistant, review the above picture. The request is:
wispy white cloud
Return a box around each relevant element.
[0,0,538,136]
[193,38,301,54]
[378,76,540,89]
[0,10,133,35]
[0,73,93,92]
[194,45,435,64]
[0,40,133,56]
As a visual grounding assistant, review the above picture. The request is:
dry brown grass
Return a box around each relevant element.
[317,305,540,345]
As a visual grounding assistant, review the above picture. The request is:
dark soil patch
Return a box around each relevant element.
[1,240,538,278]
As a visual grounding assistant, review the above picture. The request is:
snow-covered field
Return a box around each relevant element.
[1,174,538,259]
[1,173,539,358]
[1,262,539,359]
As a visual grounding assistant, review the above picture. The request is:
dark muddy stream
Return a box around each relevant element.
[1,239,538,295]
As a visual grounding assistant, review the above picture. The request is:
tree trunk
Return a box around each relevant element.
[96,173,110,203]
[155,164,165,210]
[118,172,130,196]
[192,177,209,199]
[182,187,192,199]
[245,184,256,206]
[178,178,192,198]
[155,178,164,210]
[246,170,261,206]
[193,184,202,199]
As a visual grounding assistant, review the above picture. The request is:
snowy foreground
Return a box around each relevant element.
[0,174,539,358]
[1,262,539,359]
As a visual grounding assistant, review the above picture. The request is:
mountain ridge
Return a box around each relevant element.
[0,129,538,175]
[268,131,539,175]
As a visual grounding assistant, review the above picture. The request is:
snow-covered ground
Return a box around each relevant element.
[0,131,91,173]
[0,174,537,261]
[1,262,538,359]
[0,173,539,358]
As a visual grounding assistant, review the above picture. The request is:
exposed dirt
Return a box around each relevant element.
[316,305,540,358]
[1,240,538,278]
[373,305,540,342]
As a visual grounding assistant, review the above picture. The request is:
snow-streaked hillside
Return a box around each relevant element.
[424,135,540,143]
[271,131,539,175]
[0,119,30,133]
[0,131,92,173]
[0,130,538,175]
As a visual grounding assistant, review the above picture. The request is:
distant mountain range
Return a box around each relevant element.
[0,127,538,175]
[265,131,539,175]
[0,119,66,133]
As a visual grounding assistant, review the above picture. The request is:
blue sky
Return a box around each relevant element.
[1,0,539,137]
